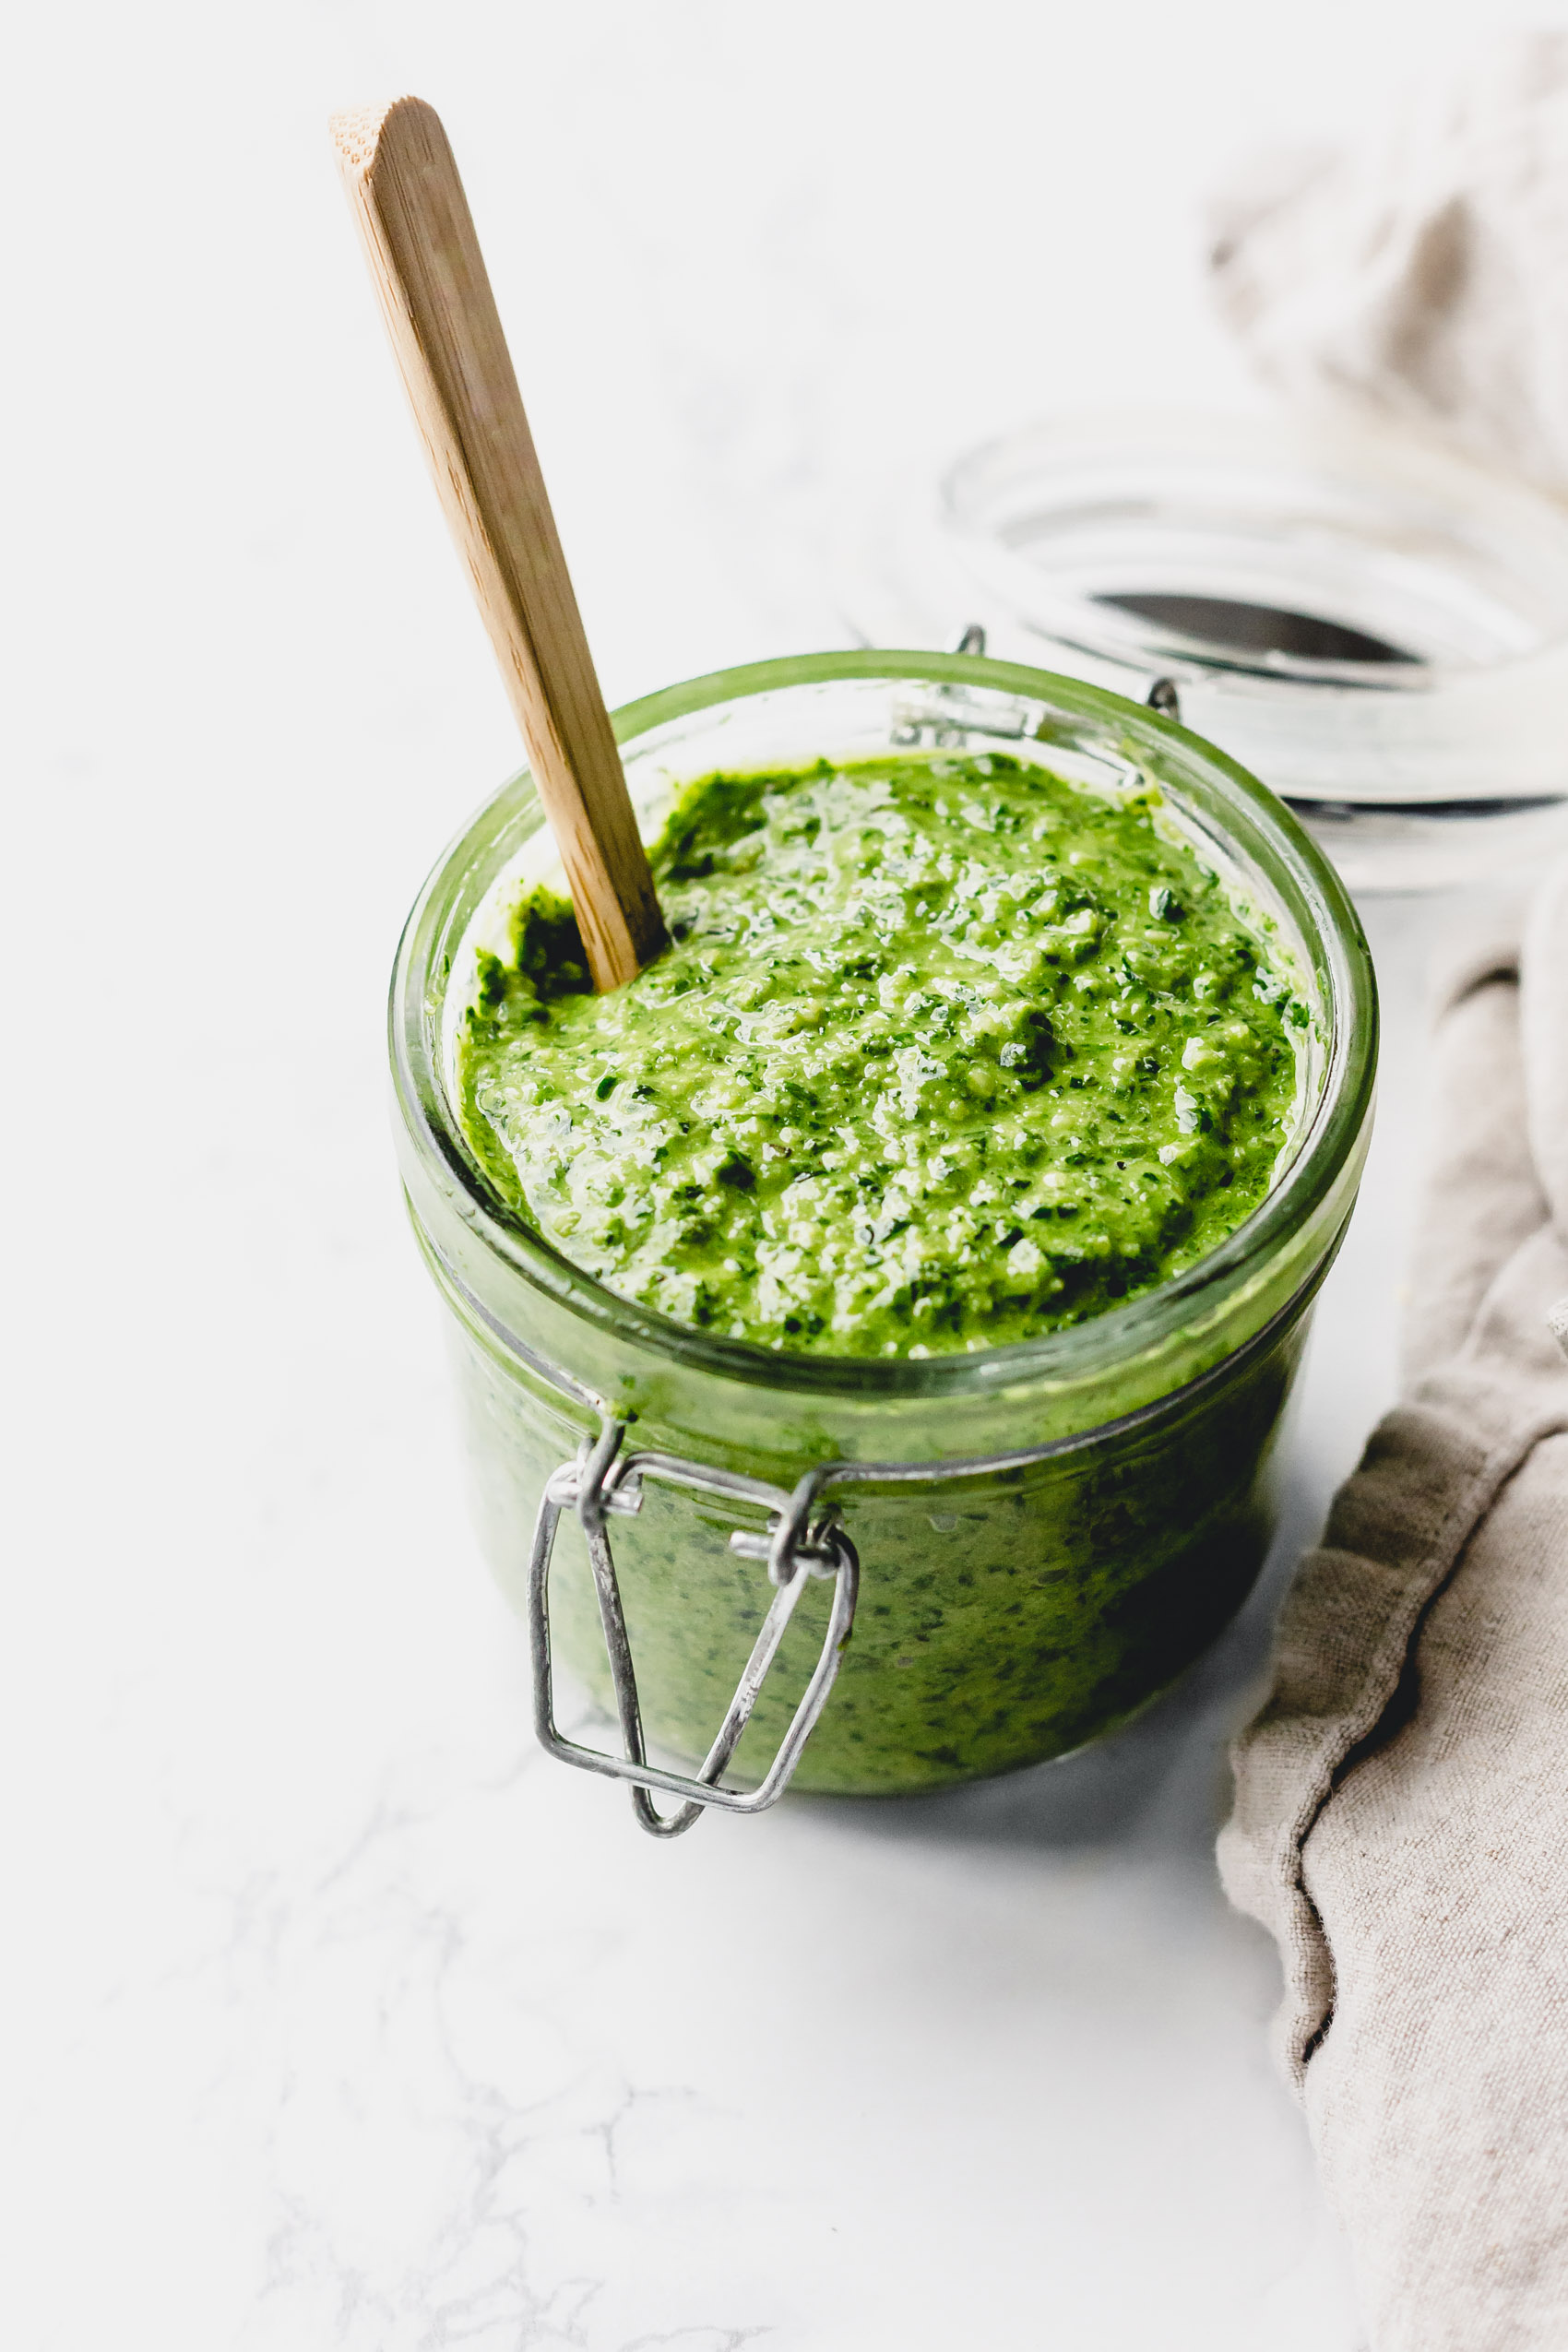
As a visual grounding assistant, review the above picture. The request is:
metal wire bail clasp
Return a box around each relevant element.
[527,1422,860,1837]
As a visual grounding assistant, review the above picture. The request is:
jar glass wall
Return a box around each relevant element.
[392,653,1377,1799]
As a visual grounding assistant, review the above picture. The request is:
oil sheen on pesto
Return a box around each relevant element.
[458,753,1305,1358]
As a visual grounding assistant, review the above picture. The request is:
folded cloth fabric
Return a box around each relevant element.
[1219,866,1568,2349]
[1207,30,1568,496]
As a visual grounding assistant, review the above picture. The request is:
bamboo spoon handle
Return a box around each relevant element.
[331,97,666,991]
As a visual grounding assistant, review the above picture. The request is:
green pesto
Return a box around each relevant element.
[457,753,1304,1360]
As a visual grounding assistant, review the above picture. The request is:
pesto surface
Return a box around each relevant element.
[458,754,1304,1359]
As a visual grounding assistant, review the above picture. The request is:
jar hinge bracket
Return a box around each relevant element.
[527,1422,860,1837]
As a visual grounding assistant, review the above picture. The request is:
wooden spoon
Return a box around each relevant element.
[331,97,666,991]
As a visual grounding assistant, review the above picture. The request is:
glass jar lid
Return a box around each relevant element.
[837,408,1568,891]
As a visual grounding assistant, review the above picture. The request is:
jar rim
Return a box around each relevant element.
[390,649,1377,1402]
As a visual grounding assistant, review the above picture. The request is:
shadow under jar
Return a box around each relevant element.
[391,652,1376,1831]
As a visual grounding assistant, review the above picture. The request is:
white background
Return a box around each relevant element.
[6,3,1558,2345]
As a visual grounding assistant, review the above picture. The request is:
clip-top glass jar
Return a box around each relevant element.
[391,652,1376,1835]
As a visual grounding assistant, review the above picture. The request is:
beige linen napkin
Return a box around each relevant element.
[1219,866,1568,2348]
[1207,30,1568,497]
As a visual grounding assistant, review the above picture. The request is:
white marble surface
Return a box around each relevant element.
[7,2,1559,2343]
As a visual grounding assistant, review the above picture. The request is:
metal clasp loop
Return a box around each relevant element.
[528,1423,860,1838]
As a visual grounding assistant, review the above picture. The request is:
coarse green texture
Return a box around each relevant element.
[458,753,1304,1359]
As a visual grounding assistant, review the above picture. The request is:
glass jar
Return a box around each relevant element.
[838,409,1568,892]
[391,652,1376,1833]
